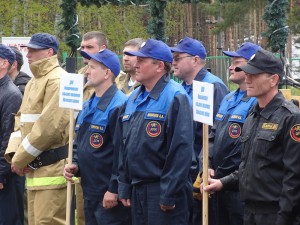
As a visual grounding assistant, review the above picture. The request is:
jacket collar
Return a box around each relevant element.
[181,67,208,92]
[194,67,208,82]
[226,89,252,103]
[0,74,10,87]
[29,55,60,78]
[253,91,284,119]
[95,84,118,111]
[134,74,170,101]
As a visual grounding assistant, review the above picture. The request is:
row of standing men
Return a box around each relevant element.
[0,31,299,225]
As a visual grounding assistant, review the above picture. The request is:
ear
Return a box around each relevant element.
[47,48,54,56]
[271,74,280,87]
[104,69,111,80]
[156,61,165,73]
[12,60,18,69]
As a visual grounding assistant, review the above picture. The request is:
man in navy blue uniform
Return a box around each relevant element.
[0,44,23,225]
[210,43,261,225]
[63,49,131,225]
[117,39,193,225]
[171,37,229,225]
[204,49,300,225]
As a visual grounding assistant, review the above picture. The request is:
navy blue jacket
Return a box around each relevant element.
[73,84,127,200]
[183,68,229,176]
[117,75,193,206]
[0,75,22,183]
[211,89,256,180]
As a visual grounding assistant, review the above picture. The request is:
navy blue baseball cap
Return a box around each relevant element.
[21,33,59,54]
[170,37,207,59]
[80,49,121,77]
[223,42,262,60]
[235,49,284,77]
[0,44,16,65]
[124,39,173,63]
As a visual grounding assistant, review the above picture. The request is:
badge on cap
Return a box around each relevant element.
[90,133,103,148]
[146,121,161,137]
[141,42,146,48]
[290,124,300,142]
[249,54,256,61]
[228,123,241,139]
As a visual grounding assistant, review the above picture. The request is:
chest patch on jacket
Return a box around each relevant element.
[145,112,166,121]
[228,123,241,138]
[216,113,225,121]
[290,124,300,142]
[262,123,278,130]
[146,121,161,137]
[90,133,103,148]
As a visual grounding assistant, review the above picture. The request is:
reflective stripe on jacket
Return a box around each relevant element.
[5,55,69,190]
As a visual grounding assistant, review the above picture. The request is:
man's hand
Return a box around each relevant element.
[160,204,175,212]
[208,168,215,179]
[120,198,131,207]
[201,178,224,194]
[63,164,78,182]
[103,191,118,209]
[0,183,3,190]
[11,164,31,176]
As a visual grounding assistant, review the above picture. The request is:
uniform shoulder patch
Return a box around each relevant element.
[290,124,300,142]
[228,123,241,139]
[146,121,161,137]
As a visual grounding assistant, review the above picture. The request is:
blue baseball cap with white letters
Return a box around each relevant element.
[170,37,207,59]
[223,42,262,60]
[124,39,173,63]
[80,49,121,77]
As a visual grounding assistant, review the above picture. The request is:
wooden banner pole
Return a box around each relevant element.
[66,109,75,225]
[202,123,209,225]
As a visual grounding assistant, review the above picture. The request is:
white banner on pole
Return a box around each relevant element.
[59,73,84,110]
[193,80,214,126]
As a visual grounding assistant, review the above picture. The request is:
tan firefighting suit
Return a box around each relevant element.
[115,70,141,95]
[5,55,70,225]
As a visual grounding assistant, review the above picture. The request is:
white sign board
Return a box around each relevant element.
[1,37,32,76]
[193,80,214,126]
[59,73,84,110]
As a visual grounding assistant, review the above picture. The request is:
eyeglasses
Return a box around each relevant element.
[231,60,247,66]
[173,55,194,62]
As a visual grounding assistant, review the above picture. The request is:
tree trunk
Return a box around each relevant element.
[23,0,29,36]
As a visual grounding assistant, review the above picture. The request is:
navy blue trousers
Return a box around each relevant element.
[84,198,131,225]
[0,173,25,225]
[131,181,193,225]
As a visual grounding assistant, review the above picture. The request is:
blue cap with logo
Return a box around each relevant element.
[124,39,173,63]
[170,37,207,59]
[80,49,121,77]
[21,33,59,54]
[223,42,262,60]
[0,44,16,65]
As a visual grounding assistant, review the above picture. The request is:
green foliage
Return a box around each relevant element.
[76,4,149,53]
[60,0,81,54]
[147,0,167,40]
[263,0,289,52]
